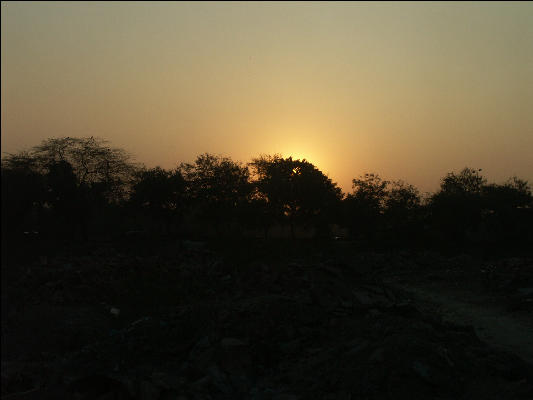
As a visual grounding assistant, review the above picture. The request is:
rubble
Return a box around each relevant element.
[2,242,532,399]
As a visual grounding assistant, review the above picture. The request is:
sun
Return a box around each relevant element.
[266,124,332,171]
[281,144,324,166]
[284,151,309,162]
[280,142,318,163]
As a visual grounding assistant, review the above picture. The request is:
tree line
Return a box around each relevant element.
[2,137,532,250]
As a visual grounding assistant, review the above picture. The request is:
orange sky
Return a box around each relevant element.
[2,2,532,193]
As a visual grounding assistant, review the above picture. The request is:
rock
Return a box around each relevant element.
[218,338,252,374]
[189,337,215,373]
[389,302,421,318]
[207,364,232,394]
[140,380,161,400]
[182,241,208,252]
[190,375,211,392]
[368,308,381,318]
[279,340,301,355]
[220,338,246,347]
[352,289,385,308]
[110,308,121,317]
[412,360,430,381]
[516,287,533,297]
[67,374,132,400]
[345,340,369,358]
[149,372,172,390]
[272,394,300,400]
[368,348,385,363]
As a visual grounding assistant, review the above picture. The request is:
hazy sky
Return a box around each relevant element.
[2,1,532,193]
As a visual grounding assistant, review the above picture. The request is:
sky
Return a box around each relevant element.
[2,1,532,193]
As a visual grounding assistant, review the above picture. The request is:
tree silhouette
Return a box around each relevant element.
[482,177,532,211]
[1,154,46,236]
[2,137,137,240]
[344,173,389,240]
[32,137,136,203]
[383,180,422,242]
[440,167,486,195]
[480,177,533,245]
[250,155,342,238]
[180,153,251,236]
[45,160,82,237]
[429,168,487,245]
[2,136,532,249]
[130,167,186,235]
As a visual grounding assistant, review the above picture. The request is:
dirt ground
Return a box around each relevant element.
[384,282,533,364]
[2,239,532,399]
[381,252,533,364]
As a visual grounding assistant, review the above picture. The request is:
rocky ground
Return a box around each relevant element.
[1,239,532,399]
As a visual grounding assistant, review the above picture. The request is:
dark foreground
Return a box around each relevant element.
[2,238,533,400]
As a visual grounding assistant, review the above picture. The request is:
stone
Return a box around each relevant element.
[220,338,246,348]
[218,338,252,373]
[140,380,161,400]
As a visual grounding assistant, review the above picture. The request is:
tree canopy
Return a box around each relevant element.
[130,167,186,234]
[250,155,342,237]
[2,137,532,247]
[179,153,252,235]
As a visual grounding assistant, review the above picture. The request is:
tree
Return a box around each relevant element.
[344,173,389,240]
[440,167,486,195]
[2,137,137,239]
[44,160,84,237]
[429,168,487,245]
[180,153,251,236]
[31,137,137,202]
[383,180,422,240]
[130,167,186,234]
[428,168,533,247]
[250,155,342,238]
[480,177,533,244]
[482,177,532,211]
[385,180,421,213]
[1,155,46,236]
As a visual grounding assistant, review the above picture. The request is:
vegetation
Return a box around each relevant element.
[250,155,342,238]
[2,137,532,251]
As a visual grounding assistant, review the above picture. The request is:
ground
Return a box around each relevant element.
[1,238,532,399]
[381,255,533,364]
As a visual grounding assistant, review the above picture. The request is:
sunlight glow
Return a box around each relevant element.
[2,2,532,193]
